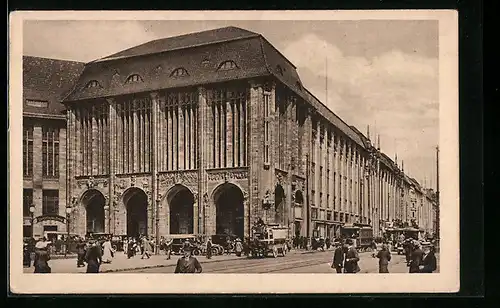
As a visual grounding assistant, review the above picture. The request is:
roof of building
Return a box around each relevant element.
[23,56,85,117]
[96,26,260,62]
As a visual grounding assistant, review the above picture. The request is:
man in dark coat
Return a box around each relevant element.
[76,238,87,267]
[409,241,424,273]
[206,237,212,259]
[404,238,413,264]
[174,246,202,273]
[343,239,360,273]
[375,244,392,273]
[418,243,437,273]
[331,241,345,273]
[85,240,102,273]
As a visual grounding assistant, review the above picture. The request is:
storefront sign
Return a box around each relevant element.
[34,215,66,224]
[23,218,32,226]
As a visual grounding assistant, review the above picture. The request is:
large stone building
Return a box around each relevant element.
[22,56,84,238]
[23,26,438,241]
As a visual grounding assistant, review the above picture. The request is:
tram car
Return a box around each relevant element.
[248,222,289,258]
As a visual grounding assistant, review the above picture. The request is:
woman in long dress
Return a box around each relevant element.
[101,238,114,264]
[85,240,102,273]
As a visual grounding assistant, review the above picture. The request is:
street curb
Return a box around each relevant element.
[102,257,242,273]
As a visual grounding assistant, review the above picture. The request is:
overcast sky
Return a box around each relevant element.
[23,20,439,188]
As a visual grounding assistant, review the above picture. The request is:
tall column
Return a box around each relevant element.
[58,127,67,228]
[197,87,207,234]
[149,93,159,245]
[227,101,233,168]
[32,125,43,237]
[107,98,116,234]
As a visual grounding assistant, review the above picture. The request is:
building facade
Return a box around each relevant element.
[23,27,438,241]
[22,56,84,239]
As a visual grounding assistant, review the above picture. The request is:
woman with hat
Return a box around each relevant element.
[33,237,52,273]
[85,239,102,273]
[418,242,437,273]
[235,238,243,257]
[174,245,202,273]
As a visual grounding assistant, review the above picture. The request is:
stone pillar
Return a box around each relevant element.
[58,127,67,228]
[107,98,116,234]
[198,86,207,234]
[248,80,264,231]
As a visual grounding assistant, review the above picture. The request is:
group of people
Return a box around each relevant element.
[331,239,361,273]
[405,239,437,273]
[124,236,155,259]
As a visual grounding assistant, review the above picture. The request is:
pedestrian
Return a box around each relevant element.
[102,237,114,264]
[374,244,392,273]
[85,239,102,273]
[165,238,173,260]
[33,237,52,273]
[343,239,360,273]
[235,238,243,257]
[325,237,331,250]
[418,242,437,273]
[409,240,424,273]
[23,242,31,267]
[141,236,152,259]
[331,241,344,273]
[174,245,203,273]
[76,238,87,267]
[404,238,413,264]
[206,237,212,259]
[123,238,128,255]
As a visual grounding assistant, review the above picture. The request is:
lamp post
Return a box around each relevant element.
[65,206,72,257]
[29,205,35,238]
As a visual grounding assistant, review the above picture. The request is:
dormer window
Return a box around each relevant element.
[218,60,238,71]
[125,74,143,83]
[85,80,102,89]
[170,67,189,77]
[295,81,302,91]
[276,65,284,76]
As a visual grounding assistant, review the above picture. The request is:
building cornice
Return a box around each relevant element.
[23,112,66,120]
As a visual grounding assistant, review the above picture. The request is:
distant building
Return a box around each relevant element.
[22,27,438,241]
[22,56,84,238]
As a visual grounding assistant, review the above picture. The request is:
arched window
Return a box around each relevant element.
[125,74,143,83]
[276,65,284,76]
[217,60,238,71]
[85,80,101,89]
[170,67,189,77]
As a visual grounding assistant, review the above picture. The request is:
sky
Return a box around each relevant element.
[23,20,439,188]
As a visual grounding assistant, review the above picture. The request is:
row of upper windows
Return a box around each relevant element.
[85,60,239,89]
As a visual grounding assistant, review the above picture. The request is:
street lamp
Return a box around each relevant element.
[29,205,35,238]
[65,206,72,257]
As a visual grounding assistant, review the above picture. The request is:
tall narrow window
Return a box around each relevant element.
[264,93,271,165]
[42,127,59,177]
[42,190,59,215]
[23,189,33,216]
[23,125,33,177]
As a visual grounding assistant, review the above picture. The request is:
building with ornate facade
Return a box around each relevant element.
[23,27,438,242]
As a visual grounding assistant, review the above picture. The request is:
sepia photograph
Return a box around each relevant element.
[9,10,459,293]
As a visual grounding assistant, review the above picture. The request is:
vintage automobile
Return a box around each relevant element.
[248,222,289,258]
[166,234,202,255]
[211,234,239,254]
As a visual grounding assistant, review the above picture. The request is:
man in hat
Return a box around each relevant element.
[76,237,87,267]
[174,245,202,273]
[418,242,437,273]
[343,239,360,273]
[409,240,424,273]
[85,239,102,273]
[205,237,213,259]
[331,240,345,273]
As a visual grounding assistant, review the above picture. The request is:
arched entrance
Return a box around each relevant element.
[81,189,106,234]
[167,185,194,234]
[275,184,285,224]
[213,183,244,239]
[123,187,148,238]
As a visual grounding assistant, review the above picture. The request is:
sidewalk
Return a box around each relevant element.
[23,249,319,274]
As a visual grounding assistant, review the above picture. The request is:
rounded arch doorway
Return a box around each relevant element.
[167,185,194,234]
[213,183,244,239]
[81,189,106,234]
[274,184,285,224]
[123,187,148,238]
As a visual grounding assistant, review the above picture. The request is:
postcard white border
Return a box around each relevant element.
[9,10,459,294]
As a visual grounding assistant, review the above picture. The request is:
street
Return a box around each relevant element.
[120,250,439,274]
